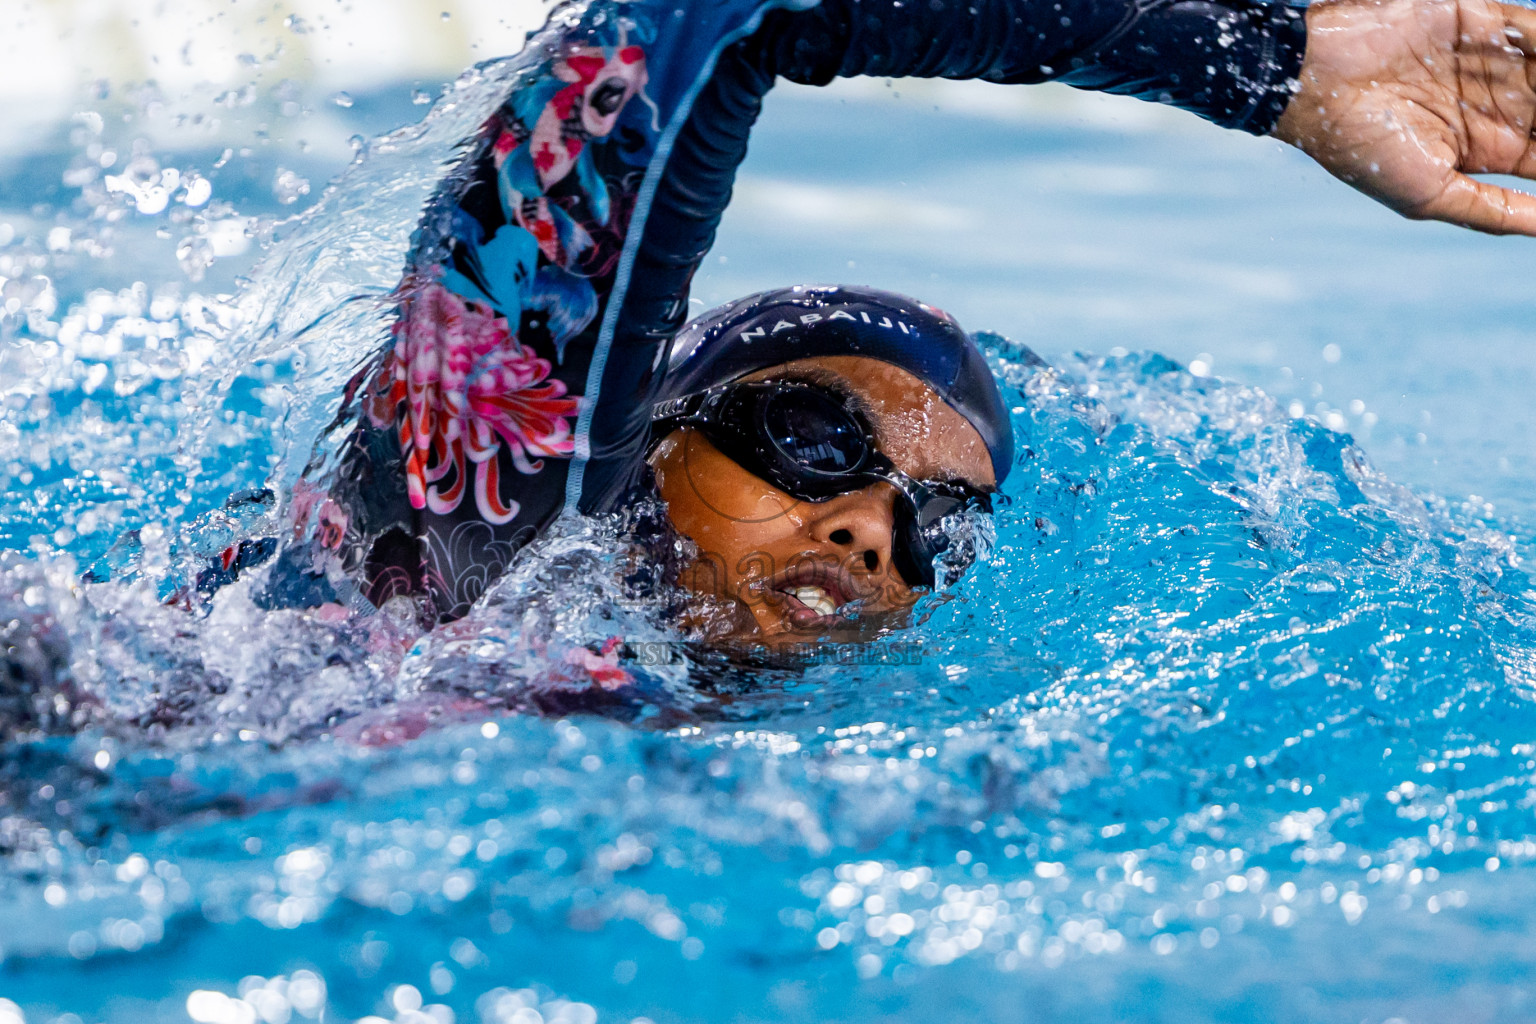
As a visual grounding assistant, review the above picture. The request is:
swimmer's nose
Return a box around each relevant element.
[808,483,899,579]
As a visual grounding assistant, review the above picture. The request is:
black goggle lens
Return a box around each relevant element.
[667,382,993,590]
[760,389,869,478]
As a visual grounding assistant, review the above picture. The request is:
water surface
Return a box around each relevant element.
[3,45,1536,1024]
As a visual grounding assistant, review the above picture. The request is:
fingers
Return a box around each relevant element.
[1413,172,1536,235]
[1500,2,1536,59]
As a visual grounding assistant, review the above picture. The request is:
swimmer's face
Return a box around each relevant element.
[648,355,996,646]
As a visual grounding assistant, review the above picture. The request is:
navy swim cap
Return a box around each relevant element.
[657,285,1014,486]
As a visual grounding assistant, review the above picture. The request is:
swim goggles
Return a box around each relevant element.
[651,381,992,589]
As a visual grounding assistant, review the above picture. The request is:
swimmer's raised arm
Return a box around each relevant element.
[1274,0,1536,236]
[294,0,1536,626]
[296,0,1315,623]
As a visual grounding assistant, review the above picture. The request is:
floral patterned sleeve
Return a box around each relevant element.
[291,0,816,623]
[277,0,1305,625]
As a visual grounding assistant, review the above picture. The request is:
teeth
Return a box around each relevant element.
[790,585,838,617]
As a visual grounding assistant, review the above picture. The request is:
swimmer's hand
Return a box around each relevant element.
[1274,0,1536,236]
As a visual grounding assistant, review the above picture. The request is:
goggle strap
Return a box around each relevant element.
[652,389,715,422]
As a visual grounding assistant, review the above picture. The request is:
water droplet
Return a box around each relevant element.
[273,169,311,205]
[390,985,422,1014]
[181,174,213,208]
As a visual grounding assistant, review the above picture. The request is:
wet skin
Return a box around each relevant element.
[648,354,996,646]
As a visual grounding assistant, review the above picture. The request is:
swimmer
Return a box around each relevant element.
[14,0,1536,736]
[646,286,1010,647]
[196,0,1536,645]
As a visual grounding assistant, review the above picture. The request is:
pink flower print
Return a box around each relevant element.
[385,282,581,524]
[563,636,632,690]
[288,478,348,550]
[289,478,327,541]
[316,499,348,550]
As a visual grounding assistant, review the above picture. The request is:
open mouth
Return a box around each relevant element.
[763,562,866,631]
[785,584,840,618]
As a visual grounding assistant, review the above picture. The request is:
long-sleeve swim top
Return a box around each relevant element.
[293,0,1306,623]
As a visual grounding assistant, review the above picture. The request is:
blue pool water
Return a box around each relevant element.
[5,37,1536,1024]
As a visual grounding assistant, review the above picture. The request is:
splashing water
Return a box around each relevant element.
[5,40,1536,1024]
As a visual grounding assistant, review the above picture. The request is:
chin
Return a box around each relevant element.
[751,602,915,646]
